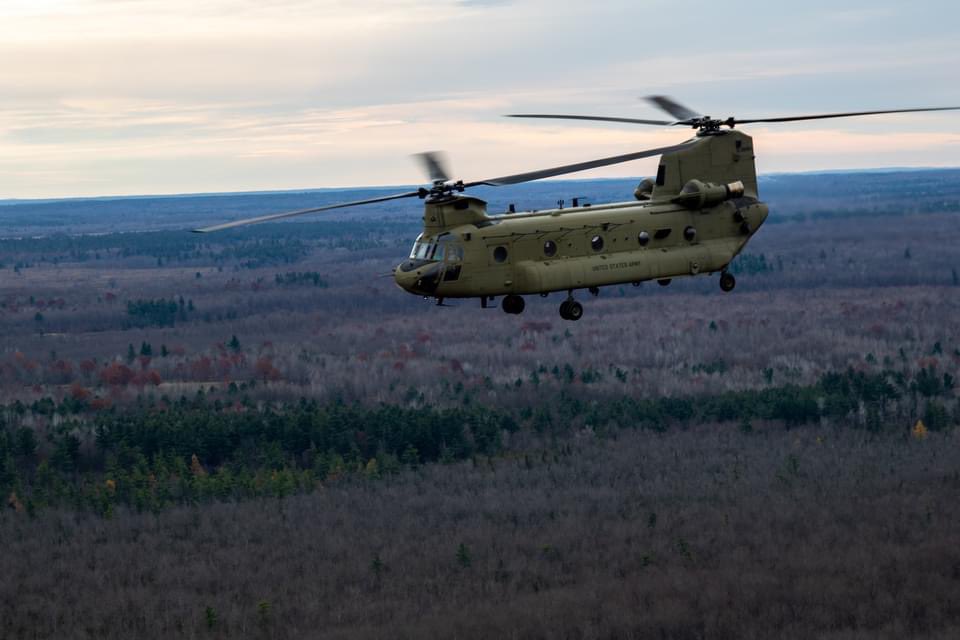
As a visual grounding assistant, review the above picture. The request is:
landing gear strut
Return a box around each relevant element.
[502,294,525,315]
[719,272,736,292]
[559,293,583,321]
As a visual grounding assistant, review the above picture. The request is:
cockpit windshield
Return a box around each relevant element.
[409,234,463,262]
[409,238,440,260]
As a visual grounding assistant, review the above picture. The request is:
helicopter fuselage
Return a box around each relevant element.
[393,129,768,318]
[393,192,768,300]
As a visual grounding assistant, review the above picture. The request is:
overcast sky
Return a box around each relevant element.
[2,0,959,198]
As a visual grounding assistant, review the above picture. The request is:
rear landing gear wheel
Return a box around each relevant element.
[559,299,583,321]
[719,272,736,292]
[502,294,525,314]
[658,279,672,287]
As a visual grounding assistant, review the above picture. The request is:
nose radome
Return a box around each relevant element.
[393,262,443,295]
[393,264,415,292]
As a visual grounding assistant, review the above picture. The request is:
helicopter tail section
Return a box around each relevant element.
[652,130,759,200]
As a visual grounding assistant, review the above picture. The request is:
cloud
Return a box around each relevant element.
[1,0,959,197]
[457,0,513,6]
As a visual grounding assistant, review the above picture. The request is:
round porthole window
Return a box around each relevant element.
[493,246,508,263]
[638,231,650,246]
[591,235,604,252]
[543,240,557,257]
[684,226,697,242]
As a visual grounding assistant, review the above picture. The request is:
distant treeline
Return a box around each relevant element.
[274,271,329,287]
[126,297,195,328]
[0,220,418,268]
[1,367,956,516]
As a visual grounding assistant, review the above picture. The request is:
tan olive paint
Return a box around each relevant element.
[393,130,768,318]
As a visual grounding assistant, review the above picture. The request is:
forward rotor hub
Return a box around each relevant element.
[418,179,466,200]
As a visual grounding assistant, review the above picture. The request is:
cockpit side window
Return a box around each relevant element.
[446,245,464,261]
[436,234,464,262]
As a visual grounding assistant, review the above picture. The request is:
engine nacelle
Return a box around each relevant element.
[672,179,744,209]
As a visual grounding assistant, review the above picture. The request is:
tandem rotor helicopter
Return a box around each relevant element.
[196,96,960,321]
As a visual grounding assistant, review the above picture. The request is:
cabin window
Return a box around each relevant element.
[684,226,697,242]
[654,228,672,240]
[638,231,650,246]
[591,235,604,252]
[493,246,508,263]
[543,240,557,257]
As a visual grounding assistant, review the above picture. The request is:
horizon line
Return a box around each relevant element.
[2,165,958,206]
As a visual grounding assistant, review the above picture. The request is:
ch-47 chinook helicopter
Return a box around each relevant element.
[195,96,960,320]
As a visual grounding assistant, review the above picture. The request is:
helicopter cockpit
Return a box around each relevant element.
[394,233,465,293]
[408,234,464,262]
[405,233,464,264]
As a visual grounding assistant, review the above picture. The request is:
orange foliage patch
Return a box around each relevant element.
[7,491,23,513]
[101,363,135,387]
[70,383,91,400]
[190,356,213,380]
[254,357,282,381]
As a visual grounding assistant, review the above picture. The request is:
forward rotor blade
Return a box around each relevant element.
[644,96,702,122]
[192,190,423,233]
[506,114,673,126]
[413,151,451,183]
[733,106,960,125]
[468,140,695,187]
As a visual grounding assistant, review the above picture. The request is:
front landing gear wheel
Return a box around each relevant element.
[719,272,736,292]
[502,294,525,314]
[559,300,583,321]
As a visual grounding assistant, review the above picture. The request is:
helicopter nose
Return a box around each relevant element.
[393,264,417,292]
[393,262,442,295]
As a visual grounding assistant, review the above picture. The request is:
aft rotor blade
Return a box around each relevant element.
[413,151,451,183]
[733,106,960,125]
[192,190,423,233]
[468,140,695,187]
[644,95,702,122]
[506,114,673,126]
